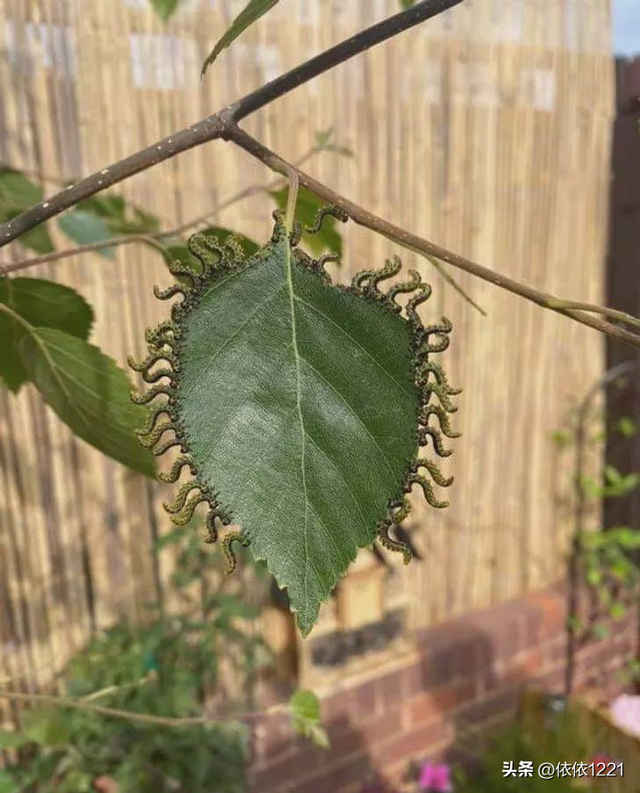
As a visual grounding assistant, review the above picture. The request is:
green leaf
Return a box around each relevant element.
[20,328,154,476]
[566,615,584,633]
[76,192,160,236]
[551,429,572,448]
[150,0,181,21]
[290,689,320,722]
[609,601,627,620]
[0,168,42,208]
[21,708,69,746]
[270,187,343,257]
[0,170,54,253]
[201,0,279,76]
[0,771,18,793]
[400,0,416,8]
[12,220,54,254]
[58,210,115,257]
[0,277,93,392]
[609,526,640,550]
[616,416,637,438]
[137,220,457,635]
[0,730,29,749]
[290,690,329,749]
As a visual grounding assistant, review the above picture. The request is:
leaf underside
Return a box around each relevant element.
[131,212,460,635]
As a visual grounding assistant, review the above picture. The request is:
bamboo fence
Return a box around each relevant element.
[0,0,614,710]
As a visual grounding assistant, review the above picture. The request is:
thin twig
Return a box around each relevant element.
[0,0,463,247]
[0,689,287,730]
[223,124,640,351]
[0,147,321,275]
[546,299,640,332]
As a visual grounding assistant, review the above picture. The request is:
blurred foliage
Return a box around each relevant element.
[0,520,266,792]
[552,412,639,642]
[454,697,598,792]
[0,518,329,790]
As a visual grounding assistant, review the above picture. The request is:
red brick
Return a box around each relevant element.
[500,648,543,687]
[322,689,354,725]
[353,679,379,722]
[377,667,407,712]
[454,685,521,729]
[545,635,568,665]
[407,679,476,727]
[527,590,566,638]
[416,622,491,680]
[360,707,403,746]
[249,745,324,791]
[289,753,372,793]
[376,718,454,767]
[254,712,293,763]
[532,663,566,694]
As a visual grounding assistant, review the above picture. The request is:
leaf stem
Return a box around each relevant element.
[284,167,299,232]
[545,299,640,332]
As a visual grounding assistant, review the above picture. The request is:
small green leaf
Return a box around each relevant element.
[201,0,279,76]
[20,328,154,476]
[0,170,54,253]
[290,690,329,749]
[566,615,584,633]
[0,730,29,749]
[0,277,94,392]
[150,0,181,21]
[400,1,416,8]
[58,210,115,257]
[609,526,640,550]
[13,221,54,254]
[615,416,636,437]
[290,689,320,722]
[551,429,572,448]
[586,568,602,587]
[579,474,601,498]
[270,187,343,257]
[0,168,43,208]
[76,192,160,236]
[21,708,69,746]
[604,465,622,485]
[609,601,627,621]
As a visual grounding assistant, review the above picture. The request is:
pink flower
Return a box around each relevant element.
[419,762,453,792]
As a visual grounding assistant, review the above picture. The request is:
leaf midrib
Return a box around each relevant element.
[285,240,311,616]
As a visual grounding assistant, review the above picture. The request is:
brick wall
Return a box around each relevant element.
[248,585,638,793]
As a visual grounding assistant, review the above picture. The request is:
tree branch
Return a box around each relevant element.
[223,124,640,351]
[0,0,463,247]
